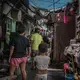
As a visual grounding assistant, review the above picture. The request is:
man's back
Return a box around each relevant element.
[31,33,43,50]
[11,35,29,58]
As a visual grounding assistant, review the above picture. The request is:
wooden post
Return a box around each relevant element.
[53,23,57,61]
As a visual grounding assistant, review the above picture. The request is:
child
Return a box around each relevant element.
[34,43,50,80]
[9,23,30,80]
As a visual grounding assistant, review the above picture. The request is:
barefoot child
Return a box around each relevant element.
[9,23,30,80]
[34,43,50,80]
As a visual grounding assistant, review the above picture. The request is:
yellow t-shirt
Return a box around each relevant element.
[31,33,43,50]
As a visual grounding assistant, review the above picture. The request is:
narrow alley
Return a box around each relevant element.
[15,63,65,80]
[0,0,79,80]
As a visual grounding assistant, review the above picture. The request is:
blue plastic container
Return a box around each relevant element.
[65,74,74,80]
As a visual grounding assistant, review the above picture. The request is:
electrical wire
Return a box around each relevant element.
[30,0,40,8]
[32,0,53,3]
[30,0,72,9]
[49,4,66,12]
[48,2,67,8]
[31,0,60,4]
[30,0,52,9]
[30,0,67,9]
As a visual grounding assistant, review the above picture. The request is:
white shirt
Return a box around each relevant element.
[34,55,50,70]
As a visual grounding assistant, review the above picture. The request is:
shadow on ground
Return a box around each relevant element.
[0,61,65,80]
[17,63,65,80]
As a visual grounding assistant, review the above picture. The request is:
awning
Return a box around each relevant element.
[29,0,72,10]
[8,0,29,8]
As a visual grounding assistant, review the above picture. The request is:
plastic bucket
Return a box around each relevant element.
[65,74,74,80]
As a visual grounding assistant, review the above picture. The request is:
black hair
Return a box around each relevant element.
[35,28,39,33]
[31,29,34,34]
[17,23,25,34]
[43,36,50,44]
[39,43,48,53]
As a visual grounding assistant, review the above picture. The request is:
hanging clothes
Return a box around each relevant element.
[70,7,74,15]
[64,9,69,24]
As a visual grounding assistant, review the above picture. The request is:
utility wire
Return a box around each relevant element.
[32,0,53,3]
[32,0,60,3]
[49,4,66,11]
[30,0,71,9]
[48,3,67,8]
[30,0,63,9]
[30,0,40,8]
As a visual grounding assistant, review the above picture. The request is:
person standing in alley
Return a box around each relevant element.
[34,43,50,80]
[9,23,30,80]
[31,28,43,69]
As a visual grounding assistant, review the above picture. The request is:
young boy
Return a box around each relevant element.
[34,43,50,80]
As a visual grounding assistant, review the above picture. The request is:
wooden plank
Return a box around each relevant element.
[53,23,57,60]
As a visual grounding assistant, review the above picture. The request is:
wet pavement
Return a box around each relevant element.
[26,63,65,80]
[48,71,65,80]
[0,63,65,80]
[27,69,65,80]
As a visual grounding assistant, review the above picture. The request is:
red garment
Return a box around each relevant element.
[64,63,69,74]
[10,57,27,67]
[64,15,69,24]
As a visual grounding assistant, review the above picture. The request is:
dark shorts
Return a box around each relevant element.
[31,50,39,57]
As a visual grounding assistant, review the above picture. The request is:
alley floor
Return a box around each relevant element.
[0,63,65,80]
[16,63,65,80]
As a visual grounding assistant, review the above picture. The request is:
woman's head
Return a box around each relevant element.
[39,43,48,53]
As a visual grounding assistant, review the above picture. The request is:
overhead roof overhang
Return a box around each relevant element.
[7,0,29,9]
